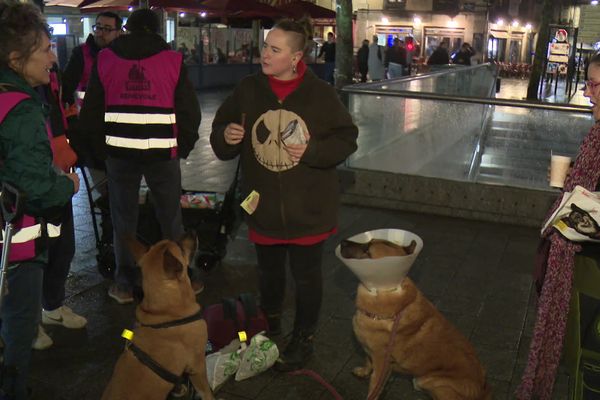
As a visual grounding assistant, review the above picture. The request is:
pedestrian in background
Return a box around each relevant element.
[357,39,369,83]
[0,3,79,398]
[427,41,450,65]
[79,8,202,304]
[210,17,358,372]
[452,42,475,66]
[318,31,336,85]
[368,35,385,81]
[385,37,407,78]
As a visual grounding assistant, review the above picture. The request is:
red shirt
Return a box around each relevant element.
[249,60,336,245]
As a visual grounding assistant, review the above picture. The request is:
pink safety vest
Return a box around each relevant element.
[97,48,182,159]
[75,43,94,107]
[0,91,62,262]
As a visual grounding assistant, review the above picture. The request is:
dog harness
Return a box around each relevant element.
[123,309,204,390]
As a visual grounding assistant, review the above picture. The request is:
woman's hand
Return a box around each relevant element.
[224,123,245,145]
[67,173,80,194]
[284,130,311,163]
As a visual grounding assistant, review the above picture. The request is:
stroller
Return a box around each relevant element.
[79,163,241,280]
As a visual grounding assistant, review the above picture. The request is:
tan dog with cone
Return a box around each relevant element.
[101,233,214,400]
[342,239,491,400]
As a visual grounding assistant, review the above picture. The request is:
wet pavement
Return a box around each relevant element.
[27,85,571,399]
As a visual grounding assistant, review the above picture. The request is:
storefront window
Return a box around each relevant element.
[509,39,522,63]
[424,28,463,57]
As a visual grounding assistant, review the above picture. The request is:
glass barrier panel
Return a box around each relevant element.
[473,105,592,190]
[347,93,488,182]
[346,89,592,190]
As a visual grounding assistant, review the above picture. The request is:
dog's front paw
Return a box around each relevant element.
[352,366,372,379]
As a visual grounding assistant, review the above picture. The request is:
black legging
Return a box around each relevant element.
[255,242,324,334]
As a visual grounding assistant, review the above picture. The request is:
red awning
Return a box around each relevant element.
[45,0,104,7]
[199,0,283,19]
[276,1,335,21]
[80,0,209,13]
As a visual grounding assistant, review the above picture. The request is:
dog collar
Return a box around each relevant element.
[140,309,203,329]
[363,284,402,295]
[356,307,399,321]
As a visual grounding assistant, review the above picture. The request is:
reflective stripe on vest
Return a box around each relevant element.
[105,136,178,150]
[97,49,181,158]
[0,223,61,244]
[104,112,176,125]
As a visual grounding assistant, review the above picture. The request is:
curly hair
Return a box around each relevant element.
[273,17,314,54]
[0,2,50,70]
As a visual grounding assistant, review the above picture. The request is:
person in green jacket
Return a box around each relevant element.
[0,3,79,399]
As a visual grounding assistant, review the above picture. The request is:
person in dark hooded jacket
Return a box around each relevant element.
[79,8,202,304]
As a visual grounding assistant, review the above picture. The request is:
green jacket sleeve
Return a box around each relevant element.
[0,100,74,217]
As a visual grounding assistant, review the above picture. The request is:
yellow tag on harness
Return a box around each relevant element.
[238,331,248,342]
[121,329,134,341]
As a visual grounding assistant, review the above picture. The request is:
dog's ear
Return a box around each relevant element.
[177,231,198,264]
[571,203,586,213]
[163,250,184,279]
[125,236,148,263]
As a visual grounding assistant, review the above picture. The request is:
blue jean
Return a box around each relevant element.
[324,61,335,85]
[105,157,184,290]
[388,62,405,79]
[1,261,44,400]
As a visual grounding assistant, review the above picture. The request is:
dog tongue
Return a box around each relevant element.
[335,229,423,291]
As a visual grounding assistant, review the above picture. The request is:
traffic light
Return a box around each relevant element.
[406,36,415,52]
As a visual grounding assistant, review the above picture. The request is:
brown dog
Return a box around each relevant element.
[343,240,491,400]
[101,233,215,400]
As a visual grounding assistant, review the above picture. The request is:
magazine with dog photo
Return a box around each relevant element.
[542,185,600,242]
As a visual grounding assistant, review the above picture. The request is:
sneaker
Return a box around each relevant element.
[191,280,204,295]
[274,332,314,372]
[108,284,134,305]
[32,325,53,350]
[42,306,87,329]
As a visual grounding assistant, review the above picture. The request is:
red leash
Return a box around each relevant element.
[287,311,402,400]
[366,311,403,400]
[288,369,344,400]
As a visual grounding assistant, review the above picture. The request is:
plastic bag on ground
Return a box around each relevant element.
[205,339,243,391]
[235,332,279,381]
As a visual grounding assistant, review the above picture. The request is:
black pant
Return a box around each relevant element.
[255,242,324,334]
[359,66,368,82]
[44,202,75,311]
